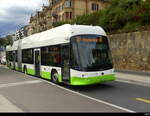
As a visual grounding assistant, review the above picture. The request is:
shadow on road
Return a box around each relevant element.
[60,82,116,92]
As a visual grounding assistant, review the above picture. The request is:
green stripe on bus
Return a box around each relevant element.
[41,72,50,80]
[58,75,62,83]
[15,66,18,71]
[27,68,35,75]
[70,74,115,86]
[41,71,62,83]
[22,68,24,72]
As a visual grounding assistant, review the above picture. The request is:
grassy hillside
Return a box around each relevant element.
[54,0,150,34]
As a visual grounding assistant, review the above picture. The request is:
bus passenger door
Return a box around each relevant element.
[61,45,70,82]
[34,49,41,77]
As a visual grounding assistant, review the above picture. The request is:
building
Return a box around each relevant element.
[28,6,52,35]
[15,26,28,41]
[27,0,110,35]
[50,0,110,24]
[15,30,20,40]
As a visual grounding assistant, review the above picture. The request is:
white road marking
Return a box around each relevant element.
[0,80,42,89]
[116,79,150,87]
[2,66,136,112]
[116,79,133,84]
[49,82,136,113]
[0,94,23,112]
[27,75,136,113]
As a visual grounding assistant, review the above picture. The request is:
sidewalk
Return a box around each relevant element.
[115,71,150,87]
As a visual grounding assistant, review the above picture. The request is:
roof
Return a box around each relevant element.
[7,24,107,51]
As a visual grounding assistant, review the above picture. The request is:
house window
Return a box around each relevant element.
[91,3,99,11]
[65,12,72,19]
[64,0,72,8]
[66,12,69,19]
[70,12,72,19]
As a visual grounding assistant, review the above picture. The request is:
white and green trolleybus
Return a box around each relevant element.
[6,24,115,85]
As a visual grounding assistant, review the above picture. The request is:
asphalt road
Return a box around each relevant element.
[62,81,150,112]
[0,65,150,112]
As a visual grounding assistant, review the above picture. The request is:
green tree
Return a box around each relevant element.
[0,38,6,46]
[4,35,13,46]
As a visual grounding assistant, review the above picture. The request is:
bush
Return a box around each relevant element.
[53,21,73,27]
[138,0,150,24]
[122,22,141,33]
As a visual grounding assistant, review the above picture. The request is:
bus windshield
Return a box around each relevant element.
[70,35,113,71]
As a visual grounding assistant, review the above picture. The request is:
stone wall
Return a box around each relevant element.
[108,31,150,72]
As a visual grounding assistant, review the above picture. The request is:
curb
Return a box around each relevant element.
[116,77,150,87]
[115,69,150,77]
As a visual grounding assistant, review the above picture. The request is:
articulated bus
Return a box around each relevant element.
[6,24,115,85]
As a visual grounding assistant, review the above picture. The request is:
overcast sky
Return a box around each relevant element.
[0,0,49,37]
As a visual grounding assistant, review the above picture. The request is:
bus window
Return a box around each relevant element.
[71,35,113,71]
[22,49,34,64]
[41,45,61,67]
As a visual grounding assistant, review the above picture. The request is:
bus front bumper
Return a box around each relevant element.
[70,74,115,86]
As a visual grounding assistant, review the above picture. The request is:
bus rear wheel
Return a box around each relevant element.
[51,71,59,84]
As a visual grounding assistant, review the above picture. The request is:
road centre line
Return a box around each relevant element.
[136,98,150,104]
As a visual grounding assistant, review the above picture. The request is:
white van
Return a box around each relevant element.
[1,56,6,65]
